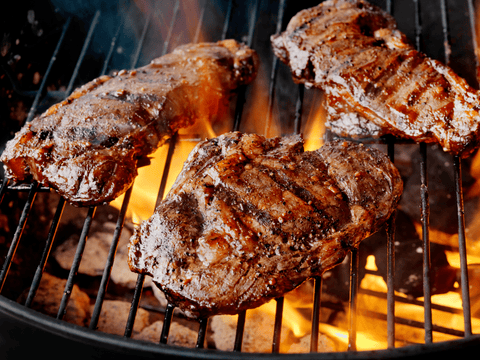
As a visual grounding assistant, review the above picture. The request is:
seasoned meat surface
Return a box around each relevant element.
[271,0,480,158]
[0,40,258,206]
[128,132,403,318]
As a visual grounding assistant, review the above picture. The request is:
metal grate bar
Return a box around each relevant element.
[161,0,181,59]
[196,318,209,349]
[124,273,146,338]
[310,277,323,352]
[123,2,182,337]
[0,182,39,293]
[386,140,396,349]
[361,308,467,338]
[159,303,175,344]
[100,22,123,76]
[440,0,452,66]
[384,2,397,350]
[294,84,305,136]
[265,0,287,138]
[65,10,102,95]
[56,206,97,321]
[129,133,178,338]
[24,197,66,308]
[361,288,466,316]
[412,0,434,344]
[467,0,480,86]
[89,186,134,330]
[272,297,284,353]
[26,17,71,123]
[232,0,261,132]
[193,1,207,44]
[233,310,247,351]
[130,18,152,69]
[420,142,433,343]
[221,0,234,41]
[348,249,359,351]
[0,178,10,204]
[454,156,473,337]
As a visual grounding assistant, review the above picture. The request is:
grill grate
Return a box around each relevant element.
[1,0,480,358]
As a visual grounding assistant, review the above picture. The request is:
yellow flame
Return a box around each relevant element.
[258,299,311,339]
[303,90,326,151]
[110,138,200,224]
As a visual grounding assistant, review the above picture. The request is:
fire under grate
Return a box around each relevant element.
[1,0,480,358]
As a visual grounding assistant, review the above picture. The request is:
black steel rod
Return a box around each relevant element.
[65,10,101,95]
[272,297,284,353]
[221,0,234,41]
[24,197,66,308]
[386,0,392,14]
[467,0,480,87]
[156,134,178,208]
[0,177,10,205]
[233,310,247,351]
[124,273,146,338]
[360,288,464,316]
[26,17,71,123]
[361,309,466,338]
[419,143,433,344]
[101,22,122,76]
[440,0,452,66]
[386,207,396,348]
[160,303,176,344]
[130,15,151,69]
[89,186,134,330]
[0,182,39,293]
[193,2,207,44]
[348,249,359,351]
[264,0,287,137]
[196,317,209,349]
[56,206,97,321]
[232,0,260,132]
[454,156,473,337]
[310,276,322,352]
[161,0,180,58]
[294,84,305,135]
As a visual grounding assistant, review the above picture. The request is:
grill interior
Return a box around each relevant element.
[1,0,480,358]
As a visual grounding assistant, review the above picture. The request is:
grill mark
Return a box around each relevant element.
[212,183,284,240]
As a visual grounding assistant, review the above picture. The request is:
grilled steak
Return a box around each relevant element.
[271,0,480,158]
[0,40,258,206]
[128,132,403,318]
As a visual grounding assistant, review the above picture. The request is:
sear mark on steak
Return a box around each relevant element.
[128,131,403,319]
[271,0,480,158]
[0,40,258,206]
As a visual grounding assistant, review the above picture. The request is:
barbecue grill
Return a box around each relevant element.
[1,0,480,358]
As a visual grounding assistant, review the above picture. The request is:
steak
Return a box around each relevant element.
[128,132,403,318]
[271,0,480,158]
[0,40,258,206]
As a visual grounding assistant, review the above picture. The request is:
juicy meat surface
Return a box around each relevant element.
[271,0,480,158]
[0,40,258,206]
[128,132,403,318]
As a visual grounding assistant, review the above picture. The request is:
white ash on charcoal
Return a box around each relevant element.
[53,220,152,289]
[92,299,150,336]
[134,320,198,348]
[210,310,291,353]
[17,272,90,326]
[288,334,335,354]
[210,306,334,353]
